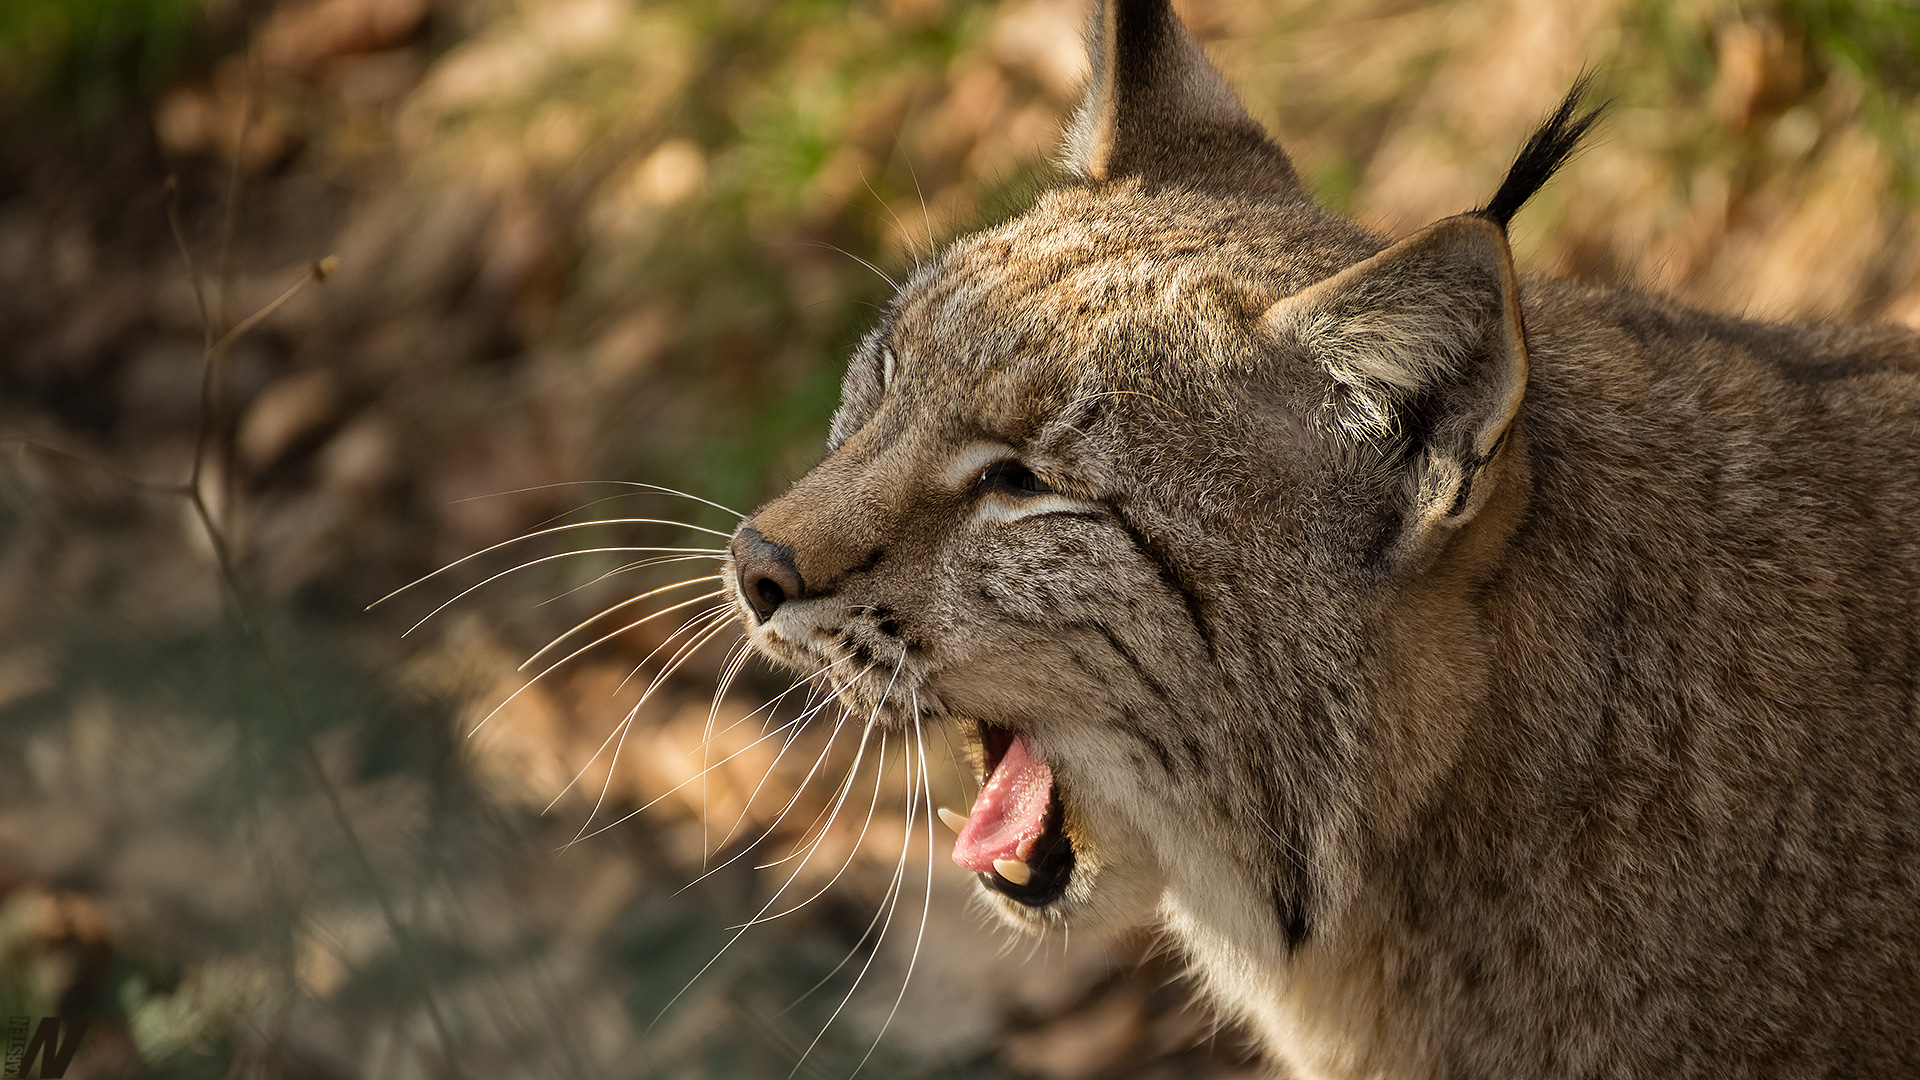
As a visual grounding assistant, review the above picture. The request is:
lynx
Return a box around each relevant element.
[723,0,1920,1075]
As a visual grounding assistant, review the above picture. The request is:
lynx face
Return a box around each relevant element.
[733,190,1390,935]
[725,0,1550,953]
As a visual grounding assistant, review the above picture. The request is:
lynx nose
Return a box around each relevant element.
[731,524,804,621]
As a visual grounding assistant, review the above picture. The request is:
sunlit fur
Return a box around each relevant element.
[727,0,1920,1076]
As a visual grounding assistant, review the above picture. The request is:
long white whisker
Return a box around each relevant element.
[763,720,882,886]
[790,731,914,1075]
[702,658,861,863]
[903,152,936,266]
[622,607,741,723]
[747,713,890,917]
[706,637,757,742]
[405,551,715,638]
[575,697,647,840]
[466,595,729,738]
[715,702,861,879]
[752,694,881,873]
[680,702,821,888]
[596,480,748,520]
[774,739,898,1010]
[786,239,899,291]
[701,636,765,861]
[699,637,753,861]
[621,602,734,691]
[775,645,910,1068]
[860,168,920,265]
[647,716,884,1030]
[368,518,725,609]
[546,605,741,819]
[572,604,742,844]
[721,652,854,741]
[574,613,738,842]
[447,479,746,521]
[544,694,646,816]
[937,720,977,802]
[536,552,722,607]
[747,650,907,919]
[558,707,812,842]
[853,704,935,1077]
[515,489,738,543]
[752,651,897,876]
[615,604,739,696]
[527,588,728,678]
[777,851,890,1014]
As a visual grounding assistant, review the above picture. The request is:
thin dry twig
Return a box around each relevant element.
[164,177,468,1079]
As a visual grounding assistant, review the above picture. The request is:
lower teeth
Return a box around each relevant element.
[992,858,1032,886]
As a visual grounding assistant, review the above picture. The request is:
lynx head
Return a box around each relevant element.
[726,0,1594,948]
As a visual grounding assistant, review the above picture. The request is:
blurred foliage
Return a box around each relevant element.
[384,0,1066,516]
[1616,0,1920,196]
[1788,0,1920,92]
[1,0,1918,1077]
[0,0,208,120]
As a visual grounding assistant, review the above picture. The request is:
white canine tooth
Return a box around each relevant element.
[993,858,1032,886]
[937,807,969,835]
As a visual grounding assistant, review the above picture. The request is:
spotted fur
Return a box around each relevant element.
[727,1,1920,1075]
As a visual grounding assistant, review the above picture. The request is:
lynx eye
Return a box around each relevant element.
[978,459,1051,496]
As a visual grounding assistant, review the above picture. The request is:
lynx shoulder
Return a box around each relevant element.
[724,1,1920,1075]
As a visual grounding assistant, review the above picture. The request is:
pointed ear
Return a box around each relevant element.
[1263,215,1529,559]
[1063,0,1301,196]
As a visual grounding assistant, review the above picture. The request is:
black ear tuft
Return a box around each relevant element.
[1475,76,1604,229]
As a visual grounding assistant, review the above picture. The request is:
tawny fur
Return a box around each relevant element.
[726,1,1920,1075]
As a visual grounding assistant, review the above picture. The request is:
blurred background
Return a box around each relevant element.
[0,0,1916,1076]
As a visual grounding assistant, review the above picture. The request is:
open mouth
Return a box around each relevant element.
[946,722,1075,906]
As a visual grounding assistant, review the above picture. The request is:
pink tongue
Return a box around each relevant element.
[952,734,1054,874]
